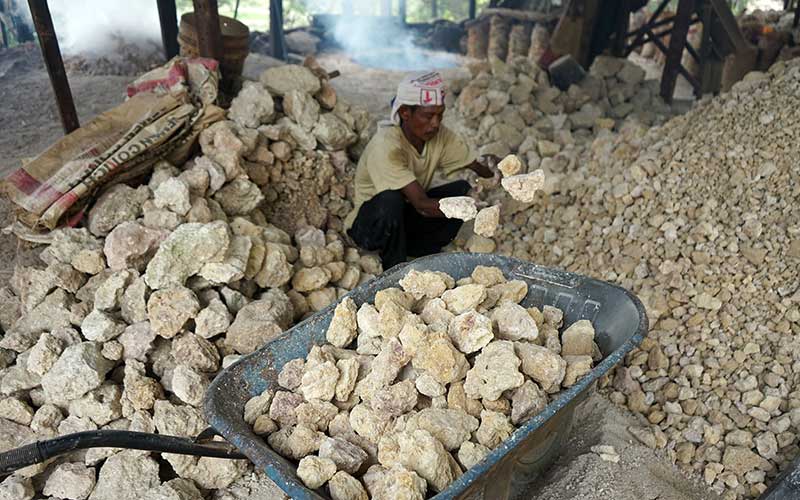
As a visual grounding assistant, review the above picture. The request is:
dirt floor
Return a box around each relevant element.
[0,45,715,500]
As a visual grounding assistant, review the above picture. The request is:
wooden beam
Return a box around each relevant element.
[156,0,180,60]
[660,0,697,102]
[399,0,406,23]
[269,0,287,60]
[469,0,477,19]
[192,0,223,61]
[27,0,79,134]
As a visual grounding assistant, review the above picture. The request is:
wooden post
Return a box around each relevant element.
[156,0,180,60]
[611,0,629,57]
[794,0,799,28]
[432,0,437,19]
[660,0,695,103]
[399,0,406,23]
[469,0,477,19]
[192,0,223,61]
[698,1,721,95]
[269,0,287,60]
[27,0,79,134]
[1,18,8,48]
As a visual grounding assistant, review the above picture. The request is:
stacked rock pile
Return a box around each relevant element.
[0,62,380,500]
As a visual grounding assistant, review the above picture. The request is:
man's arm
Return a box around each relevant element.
[401,181,445,218]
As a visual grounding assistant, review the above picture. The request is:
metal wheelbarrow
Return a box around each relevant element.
[0,253,647,499]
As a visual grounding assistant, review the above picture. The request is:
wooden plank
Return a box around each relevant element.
[647,25,699,92]
[659,0,696,102]
[27,0,79,134]
[156,0,180,59]
[707,0,747,55]
[269,0,287,60]
[192,0,223,61]
[469,0,477,19]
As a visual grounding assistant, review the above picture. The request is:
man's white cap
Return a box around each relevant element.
[390,71,447,125]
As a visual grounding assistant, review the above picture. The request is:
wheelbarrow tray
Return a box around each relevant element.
[204,253,648,499]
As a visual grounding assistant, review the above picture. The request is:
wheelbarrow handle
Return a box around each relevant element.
[0,430,246,476]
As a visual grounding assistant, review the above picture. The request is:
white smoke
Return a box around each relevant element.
[44,0,161,55]
[303,0,458,71]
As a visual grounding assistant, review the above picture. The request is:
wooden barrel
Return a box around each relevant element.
[178,12,250,82]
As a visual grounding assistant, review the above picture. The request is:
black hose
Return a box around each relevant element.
[0,430,246,476]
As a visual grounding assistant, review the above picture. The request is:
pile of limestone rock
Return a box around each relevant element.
[456,57,800,499]
[0,63,379,500]
[245,266,600,499]
[441,54,688,255]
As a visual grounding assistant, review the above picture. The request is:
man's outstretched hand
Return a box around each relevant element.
[469,154,500,178]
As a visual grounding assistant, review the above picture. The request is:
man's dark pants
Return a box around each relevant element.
[348,180,470,270]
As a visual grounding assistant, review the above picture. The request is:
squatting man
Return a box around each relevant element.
[345,71,497,269]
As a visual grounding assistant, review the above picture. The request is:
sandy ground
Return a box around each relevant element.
[0,45,715,500]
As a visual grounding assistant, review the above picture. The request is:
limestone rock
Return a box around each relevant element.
[278,358,305,391]
[561,320,595,357]
[195,298,232,339]
[397,429,457,493]
[0,476,34,500]
[82,309,126,342]
[511,380,547,424]
[146,286,200,339]
[500,170,545,203]
[439,197,478,221]
[88,451,160,500]
[284,89,321,131]
[399,270,448,300]
[297,456,337,489]
[409,408,479,451]
[300,360,339,401]
[448,310,494,354]
[328,471,368,500]
[515,342,566,392]
[225,292,293,354]
[372,465,426,500]
[562,355,593,387]
[370,380,419,417]
[457,441,490,470]
[198,235,251,284]
[88,184,149,237]
[314,113,357,151]
[491,301,538,341]
[154,178,192,216]
[269,391,305,427]
[476,409,515,449]
[260,65,321,96]
[319,436,369,474]
[442,284,487,314]
[464,340,524,401]
[326,297,358,348]
[41,342,114,405]
[229,81,275,128]
[474,205,500,238]
[497,154,522,176]
[43,462,96,500]
[144,222,230,290]
[411,337,468,386]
